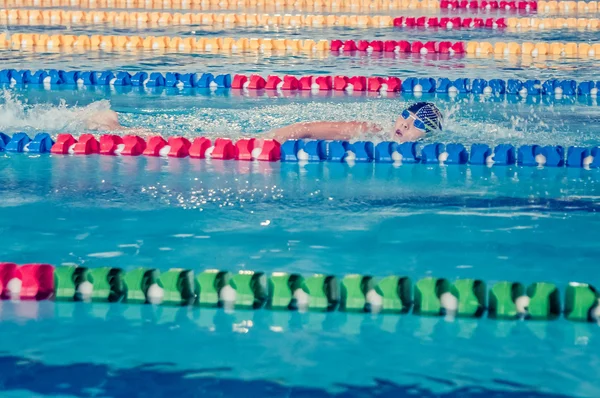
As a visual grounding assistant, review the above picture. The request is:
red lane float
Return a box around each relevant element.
[99,134,124,155]
[73,134,100,155]
[333,76,358,91]
[257,139,281,161]
[349,76,367,91]
[438,0,535,9]
[393,16,504,29]
[282,75,299,90]
[342,40,358,51]
[266,75,301,90]
[248,75,266,90]
[121,135,146,156]
[0,262,17,298]
[236,139,282,161]
[315,76,332,90]
[19,264,55,300]
[211,138,237,160]
[143,136,168,156]
[370,41,383,52]
[367,77,401,92]
[46,134,288,162]
[334,76,348,91]
[265,75,282,90]
[0,263,54,300]
[232,74,248,89]
[190,137,212,158]
[51,133,77,154]
[167,137,191,158]
[236,138,256,161]
[231,73,399,92]
[333,40,466,55]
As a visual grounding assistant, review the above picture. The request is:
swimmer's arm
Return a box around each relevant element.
[85,110,158,137]
[267,122,383,142]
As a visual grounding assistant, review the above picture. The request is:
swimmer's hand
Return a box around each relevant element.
[267,122,383,142]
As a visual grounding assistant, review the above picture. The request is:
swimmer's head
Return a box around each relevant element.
[84,109,120,131]
[392,102,443,142]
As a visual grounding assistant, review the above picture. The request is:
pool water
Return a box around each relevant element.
[1,3,600,398]
[1,154,600,396]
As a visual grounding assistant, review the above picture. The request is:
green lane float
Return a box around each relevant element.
[226,271,267,309]
[488,282,561,320]
[527,282,561,320]
[488,281,525,319]
[565,283,600,322]
[455,279,486,318]
[195,269,230,307]
[340,274,374,312]
[88,267,125,302]
[54,265,79,301]
[267,272,305,310]
[371,276,412,313]
[303,274,339,311]
[18,264,600,323]
[413,277,459,316]
[158,269,195,305]
[123,268,159,304]
[339,275,412,313]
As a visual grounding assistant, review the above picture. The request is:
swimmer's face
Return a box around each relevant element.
[392,111,426,142]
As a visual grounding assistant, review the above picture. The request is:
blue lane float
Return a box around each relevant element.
[28,133,54,153]
[5,133,32,152]
[279,139,593,169]
[0,133,54,153]
[0,132,11,151]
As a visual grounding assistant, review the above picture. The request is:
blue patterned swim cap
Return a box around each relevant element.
[406,102,443,133]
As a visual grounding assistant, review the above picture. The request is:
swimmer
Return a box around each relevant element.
[81,102,443,142]
[268,102,443,142]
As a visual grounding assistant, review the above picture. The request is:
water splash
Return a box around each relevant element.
[0,90,113,134]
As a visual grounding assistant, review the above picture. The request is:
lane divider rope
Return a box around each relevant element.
[0,263,598,322]
[6,10,600,30]
[8,10,569,29]
[0,0,446,12]
[3,34,600,59]
[3,69,600,97]
[8,0,600,15]
[0,10,398,27]
[1,130,600,169]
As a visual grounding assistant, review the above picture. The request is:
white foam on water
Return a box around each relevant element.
[0,195,41,207]
[118,243,141,248]
[87,251,124,258]
[0,90,114,134]
[436,211,552,219]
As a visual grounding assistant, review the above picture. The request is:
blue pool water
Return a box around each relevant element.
[1,154,600,396]
[2,3,600,398]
